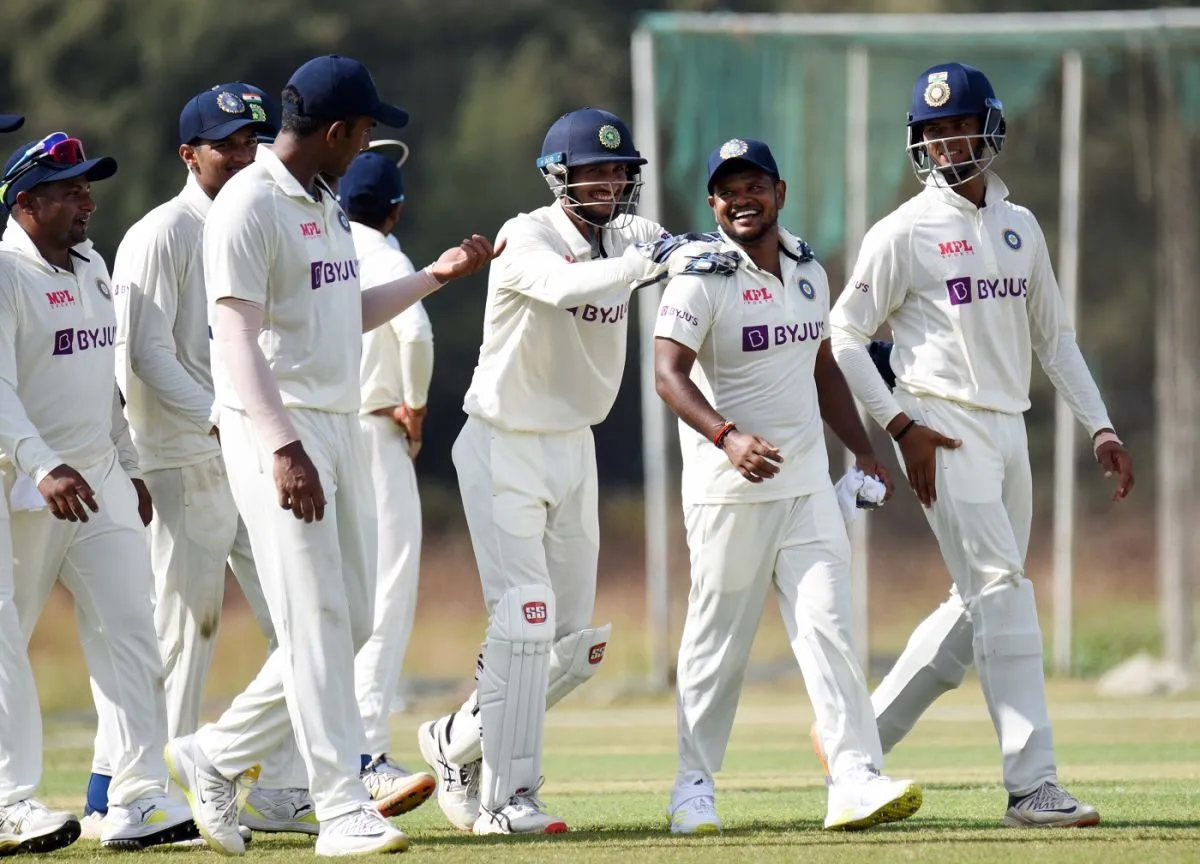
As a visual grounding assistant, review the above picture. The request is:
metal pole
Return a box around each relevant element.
[631,27,671,691]
[1052,50,1084,675]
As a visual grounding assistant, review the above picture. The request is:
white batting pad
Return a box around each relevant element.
[479,585,555,810]
[546,623,612,708]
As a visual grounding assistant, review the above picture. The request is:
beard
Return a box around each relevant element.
[721,210,777,244]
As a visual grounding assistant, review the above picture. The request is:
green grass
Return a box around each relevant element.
[34,679,1200,862]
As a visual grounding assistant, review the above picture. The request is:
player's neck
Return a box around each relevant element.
[18,219,72,270]
[953,173,988,209]
[269,134,323,195]
[739,228,782,280]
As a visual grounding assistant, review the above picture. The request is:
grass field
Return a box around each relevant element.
[34,679,1200,863]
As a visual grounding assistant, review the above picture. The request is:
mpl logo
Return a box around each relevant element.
[742,325,769,352]
[310,259,358,291]
[523,601,548,624]
[46,290,76,309]
[52,325,116,356]
[588,642,607,665]
[300,222,322,238]
[938,239,975,257]
[742,287,773,304]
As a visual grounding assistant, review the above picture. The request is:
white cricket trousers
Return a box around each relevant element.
[354,414,422,757]
[194,408,376,820]
[676,487,882,784]
[871,391,1055,795]
[4,451,168,806]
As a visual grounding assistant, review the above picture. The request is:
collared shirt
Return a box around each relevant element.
[655,228,832,505]
[113,172,220,471]
[205,144,363,416]
[831,172,1112,434]
[463,201,666,433]
[0,219,138,483]
[352,222,433,415]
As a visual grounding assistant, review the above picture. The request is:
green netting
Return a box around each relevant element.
[645,17,1200,256]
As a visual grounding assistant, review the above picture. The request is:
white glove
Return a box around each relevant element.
[833,467,888,524]
[628,232,721,286]
[10,471,47,512]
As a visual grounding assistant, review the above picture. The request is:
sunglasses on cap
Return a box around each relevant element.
[0,132,88,200]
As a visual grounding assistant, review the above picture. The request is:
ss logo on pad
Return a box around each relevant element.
[523,602,547,624]
[588,643,607,665]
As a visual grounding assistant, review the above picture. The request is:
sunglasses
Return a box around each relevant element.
[0,132,88,202]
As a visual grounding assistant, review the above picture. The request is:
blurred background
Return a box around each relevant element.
[2,0,1197,718]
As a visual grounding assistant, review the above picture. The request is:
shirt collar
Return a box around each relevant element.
[714,225,812,273]
[547,200,599,261]
[179,170,214,218]
[1,216,92,274]
[923,170,1010,211]
[255,144,333,204]
[350,220,394,254]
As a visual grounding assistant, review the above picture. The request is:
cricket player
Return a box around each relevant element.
[828,62,1134,827]
[341,151,436,773]
[654,138,921,834]
[416,107,715,835]
[163,55,499,857]
[0,130,195,849]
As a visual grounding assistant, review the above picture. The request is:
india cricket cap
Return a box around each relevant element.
[0,115,23,134]
[179,85,277,146]
[706,138,780,192]
[338,151,404,213]
[284,55,408,128]
[231,83,281,143]
[2,134,117,208]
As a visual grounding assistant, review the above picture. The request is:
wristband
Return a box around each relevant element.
[713,422,737,449]
[1092,430,1122,459]
[893,419,917,442]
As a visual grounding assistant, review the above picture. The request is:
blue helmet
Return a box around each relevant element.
[536,107,645,227]
[906,63,1005,186]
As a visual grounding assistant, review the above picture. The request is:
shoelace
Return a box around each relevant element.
[509,776,549,812]
[203,766,257,829]
[0,799,41,832]
[461,761,481,799]
[1016,782,1071,811]
[337,806,389,836]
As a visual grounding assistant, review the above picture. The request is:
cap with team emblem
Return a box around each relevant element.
[706,138,779,192]
[179,85,276,146]
[223,82,280,142]
[2,132,117,208]
[284,55,408,128]
[908,62,1000,126]
[338,151,404,217]
[0,115,23,134]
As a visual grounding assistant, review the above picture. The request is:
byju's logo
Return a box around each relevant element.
[53,328,75,355]
[52,325,115,356]
[742,325,769,352]
[946,276,972,306]
[310,259,358,291]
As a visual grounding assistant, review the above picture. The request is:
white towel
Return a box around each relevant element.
[10,471,47,512]
[833,467,887,524]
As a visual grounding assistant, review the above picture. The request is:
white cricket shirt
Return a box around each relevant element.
[831,172,1112,435]
[352,223,434,415]
[0,220,138,484]
[655,228,832,505]
[205,145,364,416]
[463,201,666,433]
[113,172,219,471]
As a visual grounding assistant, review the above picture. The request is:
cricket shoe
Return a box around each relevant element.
[0,798,81,855]
[417,718,480,831]
[314,804,408,856]
[240,786,319,835]
[100,794,198,849]
[667,772,720,834]
[361,755,435,817]
[165,734,258,856]
[473,779,567,835]
[824,769,922,830]
[1002,781,1099,828]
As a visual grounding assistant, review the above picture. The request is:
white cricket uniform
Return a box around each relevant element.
[830,173,1113,795]
[0,221,170,807]
[655,228,882,784]
[350,222,433,757]
[195,145,376,820]
[111,172,270,748]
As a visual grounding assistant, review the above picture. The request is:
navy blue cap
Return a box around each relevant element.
[224,82,280,142]
[908,63,1000,126]
[338,151,404,215]
[537,108,644,172]
[0,115,23,134]
[180,85,276,146]
[284,55,408,128]
[2,136,117,208]
[706,138,779,191]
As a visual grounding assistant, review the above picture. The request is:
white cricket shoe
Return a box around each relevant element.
[79,810,105,840]
[314,804,408,856]
[824,769,922,830]
[417,718,481,831]
[164,734,254,856]
[100,794,197,849]
[0,798,81,855]
[667,771,720,834]
[361,755,435,818]
[1002,781,1100,828]
[240,787,319,835]
[473,779,567,835]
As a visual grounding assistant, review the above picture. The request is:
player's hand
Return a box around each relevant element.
[393,403,425,460]
[209,425,220,443]
[429,235,506,284]
[896,424,961,508]
[37,464,99,523]
[854,454,894,502]
[131,478,154,526]
[273,441,326,523]
[1095,439,1134,501]
[723,430,783,483]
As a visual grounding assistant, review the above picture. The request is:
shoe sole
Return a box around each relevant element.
[101,819,200,850]
[164,742,243,856]
[1002,811,1101,828]
[670,823,720,835]
[0,819,81,856]
[826,783,923,831]
[315,833,410,856]
[473,821,569,836]
[239,814,319,836]
[373,775,436,818]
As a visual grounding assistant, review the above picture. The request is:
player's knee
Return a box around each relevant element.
[546,624,611,707]
[487,585,556,644]
[970,577,1043,657]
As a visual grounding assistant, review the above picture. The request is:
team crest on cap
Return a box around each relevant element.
[217,92,246,114]
[95,277,111,301]
[798,278,816,300]
[337,209,351,233]
[924,80,951,108]
[598,124,622,150]
[719,138,749,160]
[1002,228,1022,250]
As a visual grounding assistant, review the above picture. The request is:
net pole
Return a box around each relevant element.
[1052,50,1084,676]
[631,26,671,691]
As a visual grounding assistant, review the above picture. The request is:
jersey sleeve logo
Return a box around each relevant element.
[95,277,111,301]
[337,210,352,233]
[1002,228,1022,250]
[798,278,816,300]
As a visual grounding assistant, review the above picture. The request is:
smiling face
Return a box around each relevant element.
[922,113,984,178]
[181,126,260,198]
[18,176,96,248]
[708,165,785,245]
[564,161,634,225]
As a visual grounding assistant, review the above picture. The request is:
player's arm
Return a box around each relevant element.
[109,383,152,525]
[814,340,892,499]
[113,226,214,431]
[383,255,435,413]
[1025,221,1132,499]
